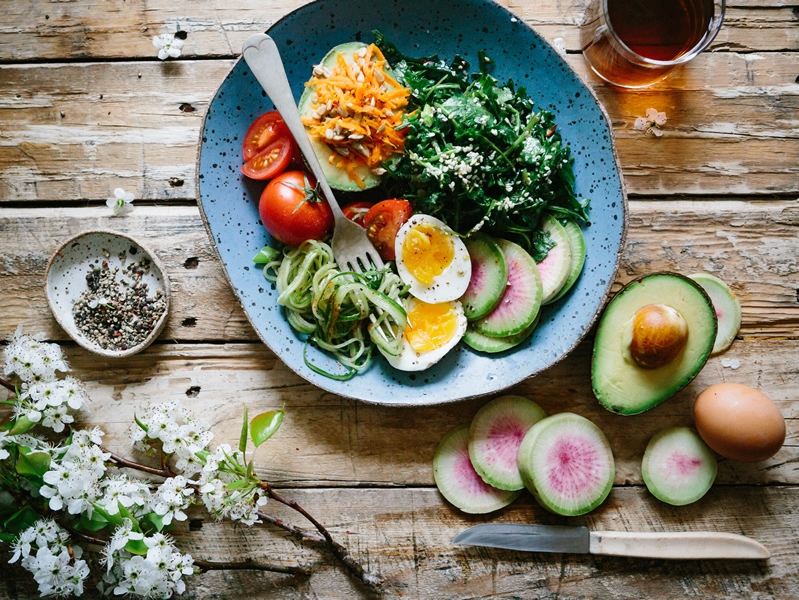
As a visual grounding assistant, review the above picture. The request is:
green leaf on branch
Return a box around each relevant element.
[15,450,51,477]
[143,512,165,533]
[91,503,125,528]
[250,408,284,448]
[79,511,110,532]
[239,405,249,454]
[224,479,250,491]
[3,506,39,535]
[125,538,149,556]
[4,415,37,435]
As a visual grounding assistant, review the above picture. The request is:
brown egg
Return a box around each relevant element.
[693,383,786,463]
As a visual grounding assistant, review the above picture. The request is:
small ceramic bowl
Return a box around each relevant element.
[45,230,171,358]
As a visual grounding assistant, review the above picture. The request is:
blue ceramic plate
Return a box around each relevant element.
[197,0,627,406]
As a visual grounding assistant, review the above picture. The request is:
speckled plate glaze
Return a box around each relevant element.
[197,0,627,405]
[45,230,171,358]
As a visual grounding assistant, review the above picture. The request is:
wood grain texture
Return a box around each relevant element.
[1,1,795,62]
[0,487,796,599]
[1,201,797,341]
[0,56,796,201]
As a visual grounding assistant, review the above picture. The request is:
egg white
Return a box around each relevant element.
[394,214,472,304]
[379,297,467,372]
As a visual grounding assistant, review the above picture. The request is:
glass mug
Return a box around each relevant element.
[580,0,726,88]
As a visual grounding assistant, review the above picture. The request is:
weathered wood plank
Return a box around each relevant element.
[1,201,797,341]
[0,336,795,486]
[0,57,796,201]
[1,487,797,599]
[0,1,794,62]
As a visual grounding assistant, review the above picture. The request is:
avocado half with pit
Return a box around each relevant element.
[297,41,398,192]
[592,272,717,415]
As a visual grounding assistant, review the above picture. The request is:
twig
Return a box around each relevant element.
[106,450,177,479]
[0,376,15,393]
[260,482,384,591]
[256,511,325,544]
[193,558,309,576]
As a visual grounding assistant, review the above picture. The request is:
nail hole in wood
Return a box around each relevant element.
[182,317,197,327]
[186,386,201,398]
[184,257,199,269]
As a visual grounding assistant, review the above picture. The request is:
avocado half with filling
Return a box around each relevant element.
[592,272,717,415]
[298,42,401,192]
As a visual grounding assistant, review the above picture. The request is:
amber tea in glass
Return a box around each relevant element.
[581,0,725,88]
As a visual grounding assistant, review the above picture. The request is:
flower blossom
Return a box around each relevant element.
[634,107,667,137]
[9,520,89,598]
[153,33,184,60]
[100,528,194,597]
[106,187,135,216]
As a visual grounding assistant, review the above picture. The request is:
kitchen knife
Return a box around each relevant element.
[452,524,770,559]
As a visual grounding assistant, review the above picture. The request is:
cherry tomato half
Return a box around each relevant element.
[362,199,413,261]
[242,111,290,162]
[259,171,334,247]
[241,136,294,181]
[342,201,374,226]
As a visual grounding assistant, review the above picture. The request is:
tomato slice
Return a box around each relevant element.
[242,111,290,162]
[342,201,374,226]
[362,199,413,261]
[240,137,294,180]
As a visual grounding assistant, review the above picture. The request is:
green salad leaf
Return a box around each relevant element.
[374,31,589,261]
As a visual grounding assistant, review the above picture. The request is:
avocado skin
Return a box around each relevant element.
[591,272,717,415]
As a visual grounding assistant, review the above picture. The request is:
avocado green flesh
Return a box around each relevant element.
[592,273,717,415]
[297,41,385,192]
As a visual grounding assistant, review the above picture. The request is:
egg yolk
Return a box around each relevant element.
[401,223,454,285]
[405,301,459,354]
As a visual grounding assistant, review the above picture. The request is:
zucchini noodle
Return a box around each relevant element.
[261,240,408,380]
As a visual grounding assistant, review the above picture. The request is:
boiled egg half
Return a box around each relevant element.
[379,296,467,371]
[394,214,471,304]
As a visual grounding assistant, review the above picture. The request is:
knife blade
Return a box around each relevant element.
[452,524,770,560]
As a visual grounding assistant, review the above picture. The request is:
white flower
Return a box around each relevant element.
[0,431,10,461]
[646,107,668,126]
[11,520,89,597]
[103,530,194,597]
[153,33,184,60]
[633,108,667,137]
[106,187,135,216]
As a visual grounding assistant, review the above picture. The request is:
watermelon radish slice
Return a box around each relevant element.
[537,216,573,305]
[641,426,717,506]
[549,221,586,304]
[433,424,521,514]
[517,412,615,516]
[688,273,741,354]
[461,233,508,321]
[468,395,547,491]
[463,313,540,354]
[472,239,542,338]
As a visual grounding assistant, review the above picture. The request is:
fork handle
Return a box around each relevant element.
[242,34,344,222]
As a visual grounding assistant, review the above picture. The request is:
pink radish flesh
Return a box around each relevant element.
[667,451,703,476]
[545,436,601,499]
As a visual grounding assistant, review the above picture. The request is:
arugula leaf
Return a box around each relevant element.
[374,32,589,258]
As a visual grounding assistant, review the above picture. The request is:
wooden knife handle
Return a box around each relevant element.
[589,531,770,560]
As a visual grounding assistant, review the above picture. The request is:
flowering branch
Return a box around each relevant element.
[0,327,383,597]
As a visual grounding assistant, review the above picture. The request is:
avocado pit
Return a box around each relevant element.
[628,303,688,369]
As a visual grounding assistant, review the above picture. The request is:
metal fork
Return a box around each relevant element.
[242,34,385,274]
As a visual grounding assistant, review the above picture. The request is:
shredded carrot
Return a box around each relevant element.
[302,44,411,188]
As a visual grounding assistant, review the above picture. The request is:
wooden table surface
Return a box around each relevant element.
[1,0,797,598]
